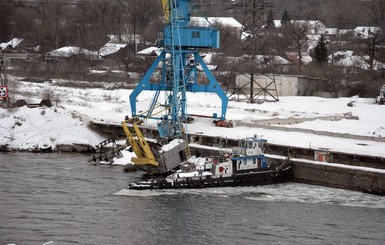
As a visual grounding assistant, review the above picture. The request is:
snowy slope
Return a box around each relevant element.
[0,106,104,151]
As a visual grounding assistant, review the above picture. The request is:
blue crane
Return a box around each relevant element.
[129,0,228,139]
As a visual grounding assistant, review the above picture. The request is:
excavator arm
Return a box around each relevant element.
[161,0,170,23]
[122,118,159,167]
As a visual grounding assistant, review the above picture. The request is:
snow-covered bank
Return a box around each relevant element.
[3,77,385,158]
[0,106,104,151]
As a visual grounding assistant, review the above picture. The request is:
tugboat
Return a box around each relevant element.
[128,136,293,190]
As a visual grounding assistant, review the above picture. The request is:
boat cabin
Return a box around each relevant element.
[232,136,266,156]
[231,137,268,172]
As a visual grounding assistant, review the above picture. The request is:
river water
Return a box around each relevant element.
[1,152,384,245]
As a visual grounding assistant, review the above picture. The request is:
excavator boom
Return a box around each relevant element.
[122,119,159,167]
[161,0,170,23]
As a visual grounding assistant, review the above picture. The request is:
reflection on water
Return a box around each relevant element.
[1,152,384,245]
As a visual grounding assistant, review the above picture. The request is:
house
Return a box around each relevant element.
[235,73,328,96]
[321,29,354,50]
[190,17,243,32]
[328,51,385,71]
[268,20,326,35]
[45,46,99,61]
[107,34,145,45]
[320,28,354,37]
[283,52,313,65]
[228,54,292,73]
[137,46,162,56]
[0,38,24,51]
[306,34,323,52]
[254,55,292,73]
[0,38,35,62]
[197,52,219,71]
[354,26,382,39]
[99,42,128,58]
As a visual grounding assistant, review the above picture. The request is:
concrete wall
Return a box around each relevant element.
[293,161,385,193]
[275,75,299,96]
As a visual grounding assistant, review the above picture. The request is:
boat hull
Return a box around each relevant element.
[129,163,293,190]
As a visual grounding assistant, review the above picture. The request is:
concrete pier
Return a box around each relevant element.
[91,121,385,194]
[292,159,385,194]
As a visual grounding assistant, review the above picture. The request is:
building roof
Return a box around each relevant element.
[354,26,382,39]
[306,34,323,51]
[255,55,291,65]
[190,17,243,29]
[283,52,313,65]
[269,20,326,34]
[99,42,128,57]
[46,46,99,60]
[0,38,24,50]
[230,55,291,68]
[137,46,162,56]
[107,34,144,44]
[328,50,385,70]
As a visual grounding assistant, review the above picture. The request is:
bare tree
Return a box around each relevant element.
[0,6,13,41]
[264,28,291,55]
[129,0,160,31]
[283,22,309,72]
[213,24,241,56]
[364,28,383,70]
[366,0,385,25]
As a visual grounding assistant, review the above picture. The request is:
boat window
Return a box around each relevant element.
[243,160,247,165]
[179,150,186,161]
[253,158,256,164]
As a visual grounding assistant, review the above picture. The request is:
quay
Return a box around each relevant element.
[91,121,385,194]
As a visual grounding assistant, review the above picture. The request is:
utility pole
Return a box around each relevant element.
[0,54,9,107]
[0,54,6,87]
[133,0,137,70]
[228,0,279,103]
[0,57,3,86]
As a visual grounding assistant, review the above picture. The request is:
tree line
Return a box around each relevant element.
[1,0,384,97]
[0,0,160,52]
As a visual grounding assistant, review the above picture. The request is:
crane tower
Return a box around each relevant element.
[129,0,228,139]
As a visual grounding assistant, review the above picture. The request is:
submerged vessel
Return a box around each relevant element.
[128,136,293,190]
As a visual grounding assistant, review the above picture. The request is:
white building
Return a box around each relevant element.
[329,51,385,71]
[235,74,327,96]
[268,20,326,35]
[190,17,243,30]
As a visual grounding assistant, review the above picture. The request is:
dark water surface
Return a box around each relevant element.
[1,152,384,245]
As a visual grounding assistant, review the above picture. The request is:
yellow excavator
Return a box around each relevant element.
[122,113,191,174]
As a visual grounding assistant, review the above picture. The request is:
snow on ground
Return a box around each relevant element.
[0,106,104,151]
[111,148,136,166]
[3,77,385,158]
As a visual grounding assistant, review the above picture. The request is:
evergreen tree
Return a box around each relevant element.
[313,35,328,65]
[281,9,290,26]
[266,9,275,28]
